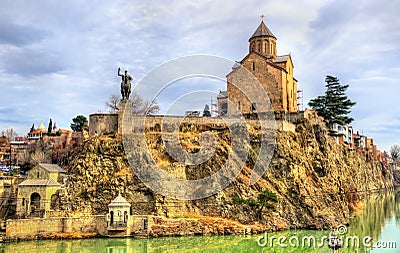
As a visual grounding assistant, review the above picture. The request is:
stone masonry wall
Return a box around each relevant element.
[227,53,282,114]
[89,113,118,136]
[6,215,107,240]
[90,112,297,136]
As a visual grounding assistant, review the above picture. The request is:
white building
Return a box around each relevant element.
[332,124,353,148]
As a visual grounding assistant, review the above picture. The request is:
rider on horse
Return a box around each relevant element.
[118,67,133,100]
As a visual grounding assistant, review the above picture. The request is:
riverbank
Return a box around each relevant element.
[0,187,394,243]
[2,190,399,253]
[0,214,265,243]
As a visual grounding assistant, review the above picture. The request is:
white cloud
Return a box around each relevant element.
[0,0,399,151]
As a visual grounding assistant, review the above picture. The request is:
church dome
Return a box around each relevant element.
[249,20,276,41]
[37,122,46,130]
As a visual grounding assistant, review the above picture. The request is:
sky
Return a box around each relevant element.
[0,0,400,151]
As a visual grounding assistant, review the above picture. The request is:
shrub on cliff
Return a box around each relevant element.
[233,190,278,221]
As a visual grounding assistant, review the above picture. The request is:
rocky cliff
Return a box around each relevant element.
[61,118,394,231]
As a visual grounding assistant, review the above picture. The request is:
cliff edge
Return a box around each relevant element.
[61,118,394,231]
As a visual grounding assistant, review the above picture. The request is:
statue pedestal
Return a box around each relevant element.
[118,100,127,135]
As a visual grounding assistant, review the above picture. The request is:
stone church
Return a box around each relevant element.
[219,17,298,116]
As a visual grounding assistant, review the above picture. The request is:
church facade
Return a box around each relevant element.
[221,18,298,115]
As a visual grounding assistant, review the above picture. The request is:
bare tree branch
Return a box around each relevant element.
[31,150,51,164]
[106,93,160,115]
[390,144,400,162]
[4,128,17,141]
[105,94,120,113]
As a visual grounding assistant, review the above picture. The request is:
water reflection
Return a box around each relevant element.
[1,190,399,253]
[345,190,400,252]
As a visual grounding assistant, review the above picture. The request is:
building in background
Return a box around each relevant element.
[217,91,227,116]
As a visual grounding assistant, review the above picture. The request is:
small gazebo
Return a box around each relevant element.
[107,193,131,229]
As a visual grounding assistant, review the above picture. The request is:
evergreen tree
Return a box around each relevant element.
[47,118,53,135]
[309,75,356,134]
[203,104,211,117]
[390,144,400,166]
[70,115,88,132]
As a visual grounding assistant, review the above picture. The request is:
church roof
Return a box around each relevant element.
[274,55,290,63]
[249,21,276,41]
[108,193,131,207]
[38,163,66,173]
[217,90,227,98]
[19,178,61,186]
[29,129,47,134]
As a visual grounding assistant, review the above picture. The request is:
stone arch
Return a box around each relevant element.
[124,210,128,223]
[30,192,41,211]
[50,193,59,210]
[110,210,114,225]
[221,102,228,116]
[154,123,161,132]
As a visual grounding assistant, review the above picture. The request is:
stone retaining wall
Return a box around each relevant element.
[89,113,297,136]
[6,215,107,240]
[4,214,265,240]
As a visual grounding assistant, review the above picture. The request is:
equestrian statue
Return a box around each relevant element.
[118,67,133,101]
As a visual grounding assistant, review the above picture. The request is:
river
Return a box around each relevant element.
[1,190,399,253]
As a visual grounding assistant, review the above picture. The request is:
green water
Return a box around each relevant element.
[1,190,399,253]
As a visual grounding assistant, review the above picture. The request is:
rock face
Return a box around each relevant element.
[61,119,394,231]
[63,136,155,215]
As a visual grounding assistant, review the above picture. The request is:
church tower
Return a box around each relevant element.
[225,15,299,115]
[248,15,277,59]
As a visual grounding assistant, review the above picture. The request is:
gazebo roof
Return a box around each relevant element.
[108,193,131,207]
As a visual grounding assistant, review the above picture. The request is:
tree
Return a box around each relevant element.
[105,93,160,115]
[31,149,51,164]
[47,118,53,136]
[4,128,17,141]
[105,94,120,113]
[390,144,400,165]
[309,75,356,135]
[203,104,211,117]
[70,115,88,132]
[233,190,278,221]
